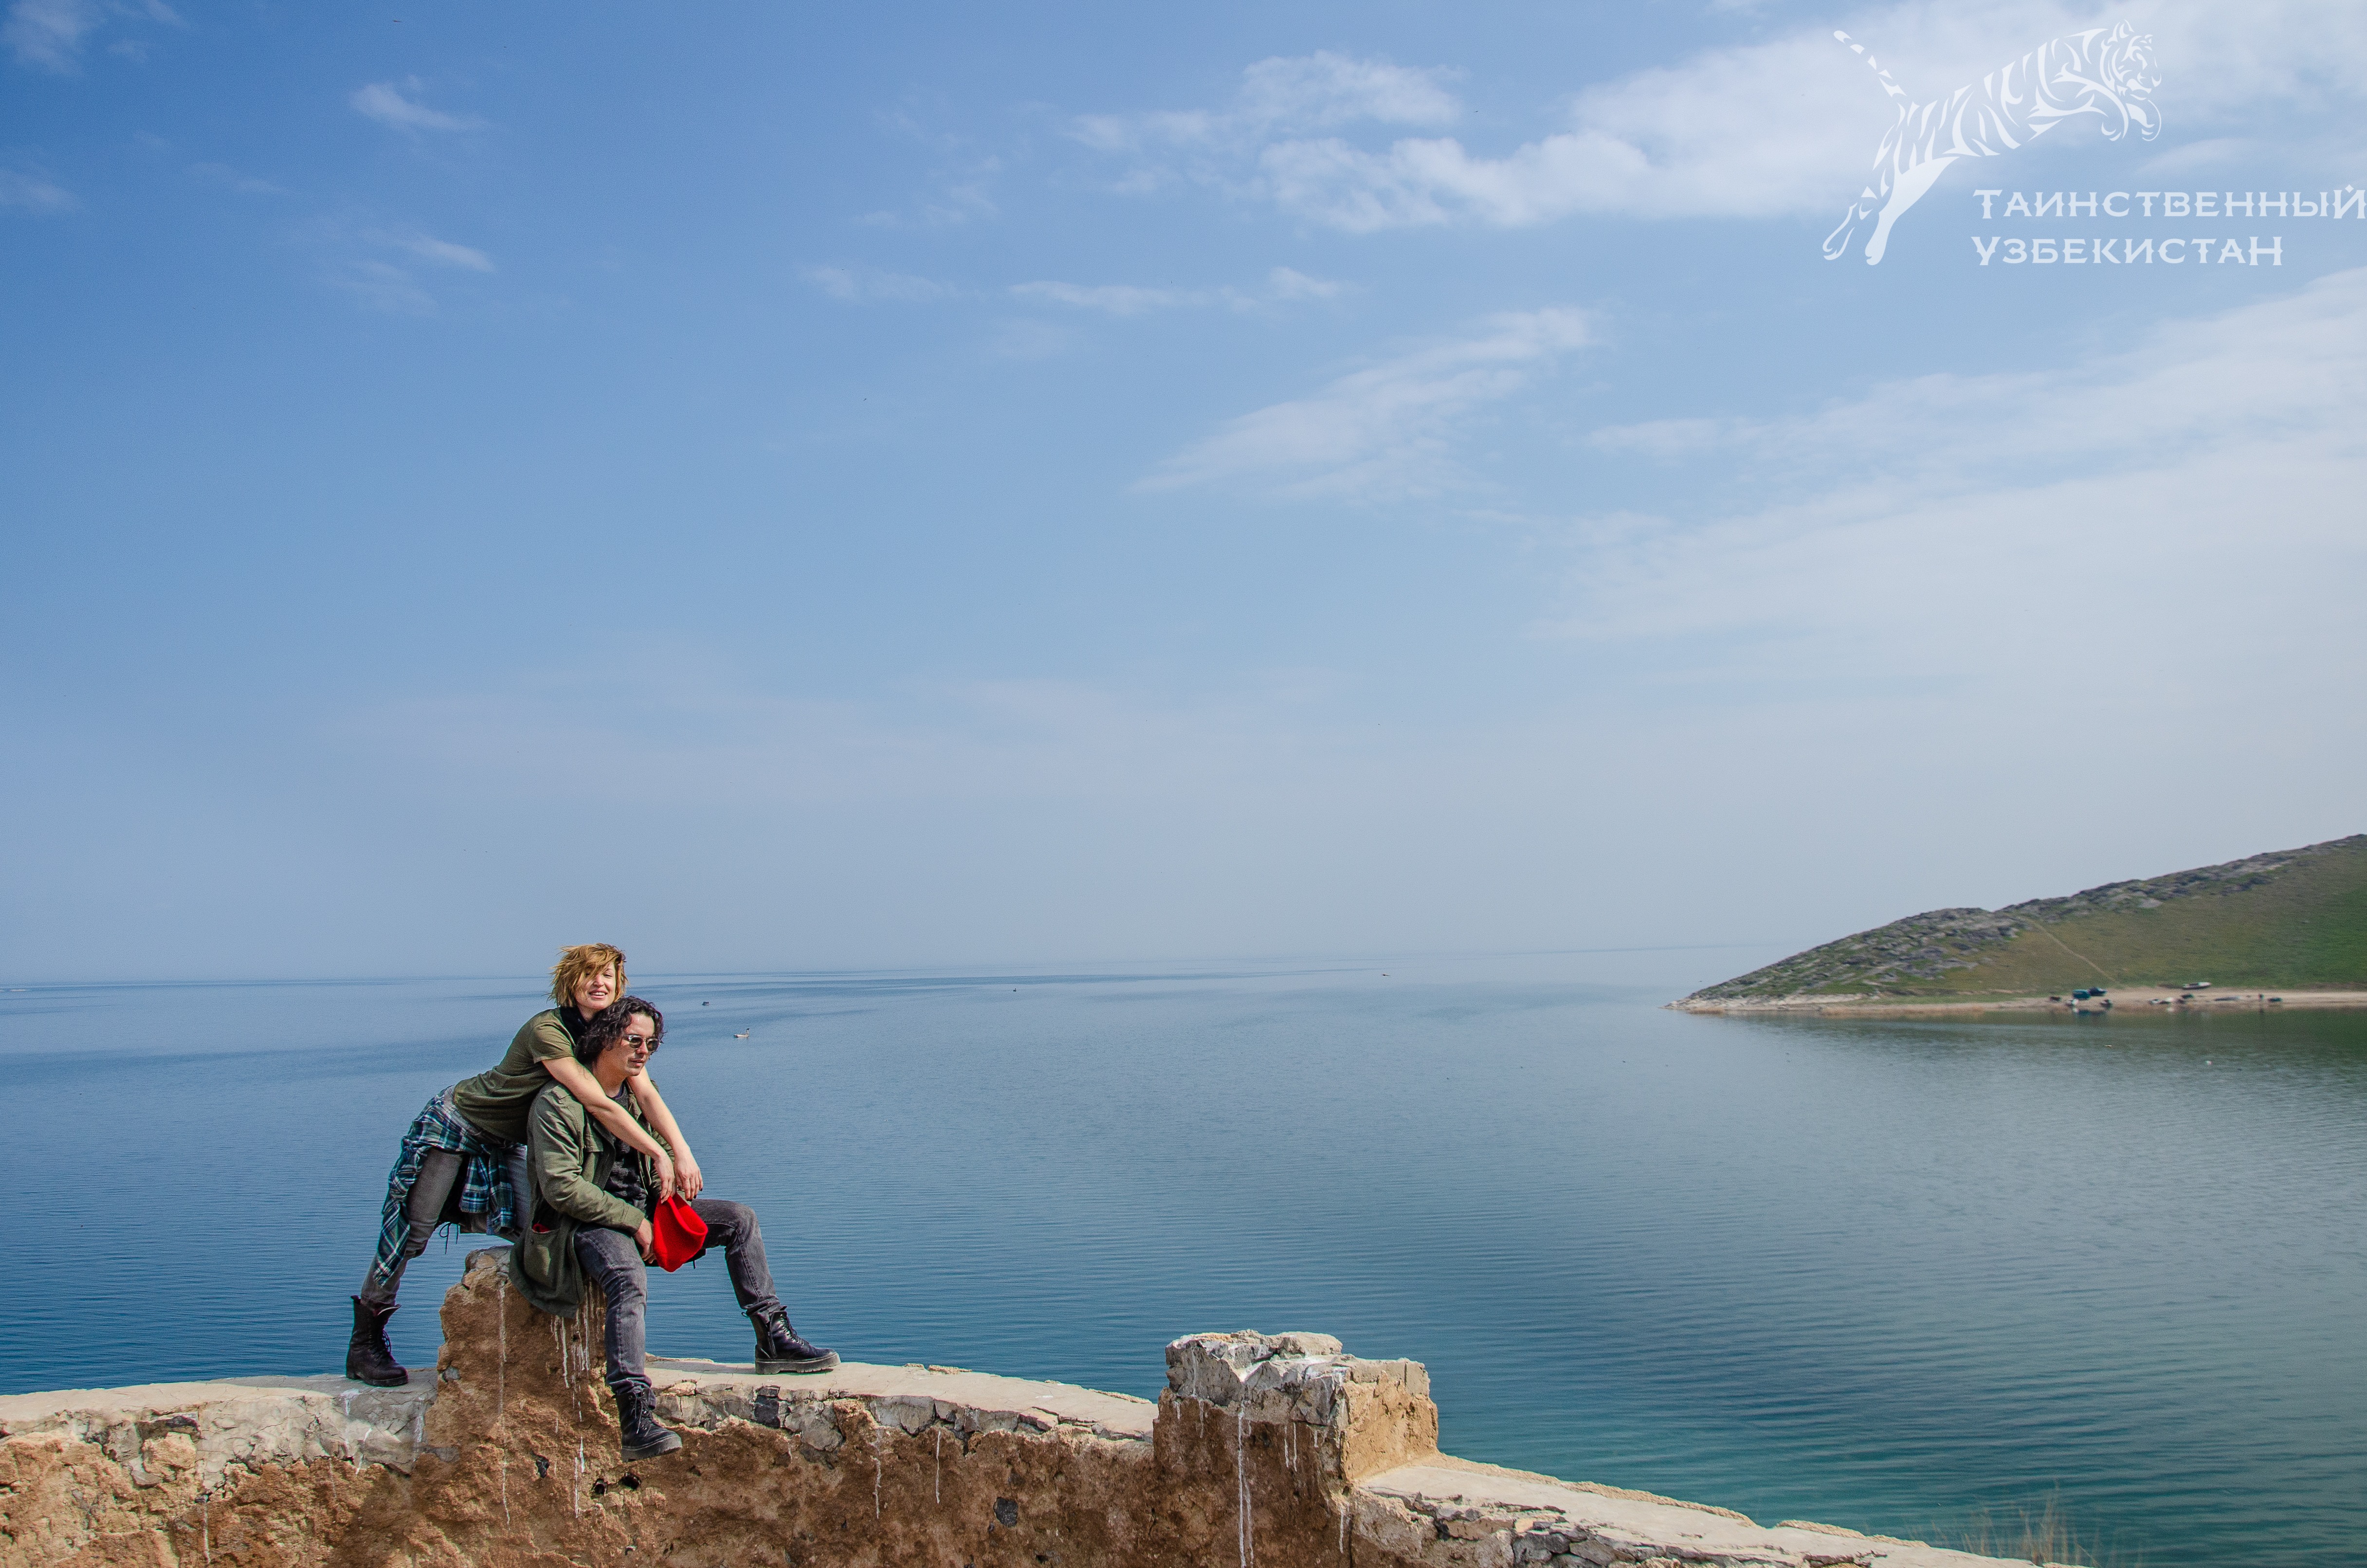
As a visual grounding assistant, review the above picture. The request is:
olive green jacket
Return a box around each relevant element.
[510,1080,663,1317]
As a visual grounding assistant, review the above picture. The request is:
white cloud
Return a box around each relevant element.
[349,79,484,134]
[0,166,75,212]
[1260,27,1883,230]
[804,265,959,303]
[1584,267,2367,494]
[0,0,170,73]
[189,162,285,196]
[3,0,173,73]
[1082,1,2367,232]
[925,170,999,224]
[1009,267,1346,317]
[1265,266,1343,301]
[1231,51,1463,133]
[1074,51,1462,156]
[368,229,494,271]
[856,158,1001,228]
[1551,270,2367,712]
[298,218,491,311]
[986,318,1075,361]
[855,105,1007,226]
[1012,280,1205,316]
[1074,31,1871,225]
[3,0,99,70]
[1145,307,1591,497]
[333,259,437,315]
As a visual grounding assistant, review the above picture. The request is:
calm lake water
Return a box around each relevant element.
[4,956,2362,1567]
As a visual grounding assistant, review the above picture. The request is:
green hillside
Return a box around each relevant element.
[1688,835,2367,1001]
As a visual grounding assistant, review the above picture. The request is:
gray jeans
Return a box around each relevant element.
[574,1199,780,1393]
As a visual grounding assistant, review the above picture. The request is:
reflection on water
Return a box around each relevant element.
[4,961,2361,1567]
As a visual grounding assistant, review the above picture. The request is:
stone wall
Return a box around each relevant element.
[1,1248,2028,1568]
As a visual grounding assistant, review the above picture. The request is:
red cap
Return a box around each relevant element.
[650,1195,708,1272]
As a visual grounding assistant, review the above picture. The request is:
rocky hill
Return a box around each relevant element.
[1685,833,2367,1002]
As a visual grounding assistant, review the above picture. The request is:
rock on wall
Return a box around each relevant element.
[0,1248,2027,1568]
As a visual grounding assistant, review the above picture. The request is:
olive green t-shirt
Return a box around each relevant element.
[448,1008,585,1145]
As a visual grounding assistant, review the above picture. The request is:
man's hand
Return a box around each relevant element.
[652,1150,677,1200]
[635,1219,656,1265]
[627,1074,702,1202]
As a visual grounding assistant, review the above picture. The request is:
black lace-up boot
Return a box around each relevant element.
[613,1377,683,1462]
[752,1306,839,1373]
[346,1297,407,1387]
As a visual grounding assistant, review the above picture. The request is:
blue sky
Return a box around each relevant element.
[5,0,2364,979]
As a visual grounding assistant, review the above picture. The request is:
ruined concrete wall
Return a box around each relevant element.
[0,1249,2022,1568]
[0,1368,430,1568]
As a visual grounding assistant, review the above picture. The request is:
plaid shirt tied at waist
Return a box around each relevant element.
[367,1088,519,1290]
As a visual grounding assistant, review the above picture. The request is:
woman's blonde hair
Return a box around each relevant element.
[550,943,628,1006]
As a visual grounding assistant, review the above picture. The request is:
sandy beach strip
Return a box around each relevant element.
[1672,987,2367,1016]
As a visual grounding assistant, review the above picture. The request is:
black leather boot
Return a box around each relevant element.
[346,1297,407,1387]
[752,1305,839,1373]
[614,1377,683,1462]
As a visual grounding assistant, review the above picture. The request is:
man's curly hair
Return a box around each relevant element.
[576,996,665,1068]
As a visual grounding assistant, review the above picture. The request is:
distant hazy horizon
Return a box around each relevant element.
[0,942,1784,989]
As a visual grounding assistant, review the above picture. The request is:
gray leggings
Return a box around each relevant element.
[359,1143,533,1305]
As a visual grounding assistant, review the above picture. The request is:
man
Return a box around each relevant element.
[512,996,837,1461]
[348,945,705,1387]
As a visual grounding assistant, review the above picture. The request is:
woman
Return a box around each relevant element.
[345,944,705,1386]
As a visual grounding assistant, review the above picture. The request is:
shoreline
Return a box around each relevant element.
[1670,986,2367,1017]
